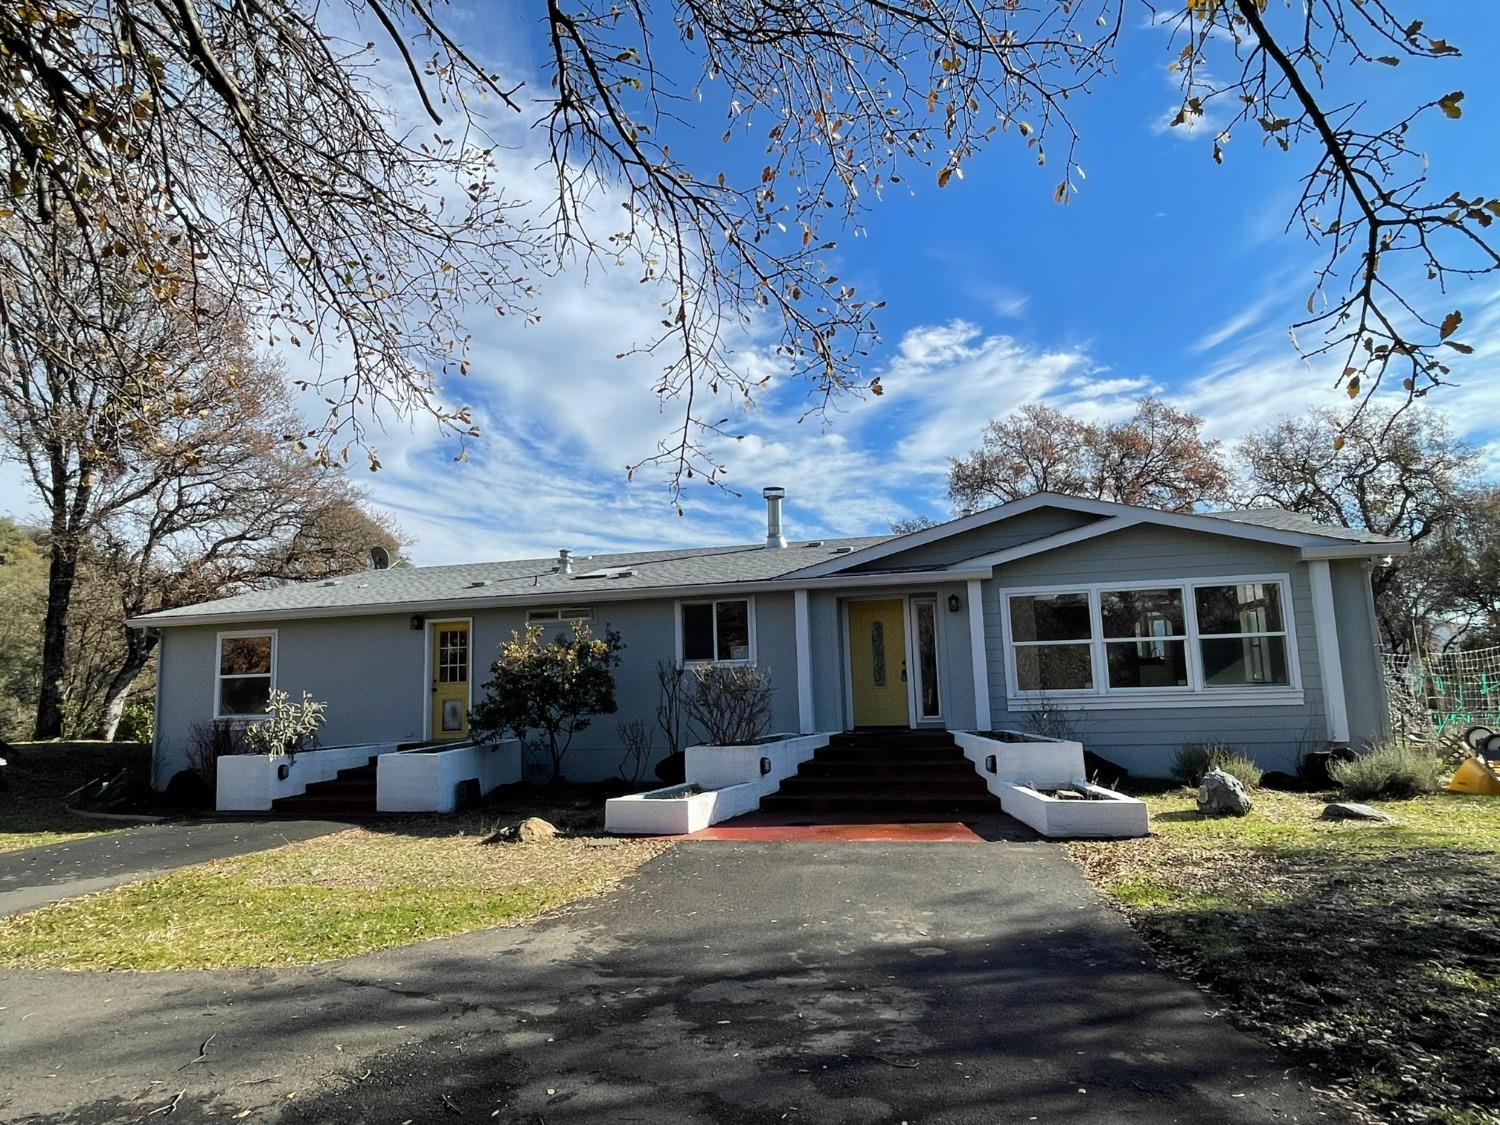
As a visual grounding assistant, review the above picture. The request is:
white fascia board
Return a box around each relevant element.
[1299,541,1410,560]
[791,491,1366,581]
[126,567,993,629]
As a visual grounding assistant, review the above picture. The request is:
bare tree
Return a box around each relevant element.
[1237,405,1482,650]
[1,1,1493,493]
[948,399,1232,514]
[0,219,401,737]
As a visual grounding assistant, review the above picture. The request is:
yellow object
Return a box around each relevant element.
[1446,756,1500,796]
[848,598,909,726]
[429,620,471,741]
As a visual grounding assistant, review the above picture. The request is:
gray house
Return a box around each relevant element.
[133,490,1405,785]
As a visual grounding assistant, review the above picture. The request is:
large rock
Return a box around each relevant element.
[518,816,558,843]
[1321,801,1394,823]
[1197,769,1253,817]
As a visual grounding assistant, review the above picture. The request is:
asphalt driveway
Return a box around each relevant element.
[0,839,1333,1124]
[0,819,341,917]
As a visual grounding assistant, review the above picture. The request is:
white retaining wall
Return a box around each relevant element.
[999,782,1149,838]
[377,740,524,812]
[952,730,1087,793]
[606,733,831,835]
[216,742,391,812]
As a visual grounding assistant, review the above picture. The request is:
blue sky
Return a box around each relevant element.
[6,2,1499,566]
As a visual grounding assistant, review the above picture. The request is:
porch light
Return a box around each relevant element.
[410,614,425,630]
[946,594,961,613]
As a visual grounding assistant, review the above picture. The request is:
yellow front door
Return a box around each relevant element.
[848,599,909,727]
[430,622,471,741]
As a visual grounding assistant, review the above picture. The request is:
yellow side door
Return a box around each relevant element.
[430,622,471,741]
[848,599,910,727]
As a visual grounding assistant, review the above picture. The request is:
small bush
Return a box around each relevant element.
[684,663,772,746]
[186,720,243,787]
[243,691,327,757]
[1172,742,1263,789]
[1330,741,1448,800]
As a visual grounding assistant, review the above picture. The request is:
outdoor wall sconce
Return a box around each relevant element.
[276,762,292,780]
[946,594,961,613]
[984,753,997,775]
[409,614,425,630]
[760,756,773,776]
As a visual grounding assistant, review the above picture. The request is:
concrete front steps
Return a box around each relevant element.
[271,758,378,816]
[759,729,1000,816]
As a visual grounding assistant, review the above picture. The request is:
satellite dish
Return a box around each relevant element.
[369,545,392,571]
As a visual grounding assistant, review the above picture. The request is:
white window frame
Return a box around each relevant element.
[998,575,1303,710]
[214,628,278,720]
[676,596,756,666]
[525,606,595,625]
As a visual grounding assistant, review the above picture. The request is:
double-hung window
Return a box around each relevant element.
[679,598,753,664]
[1003,577,1297,702]
[216,631,276,718]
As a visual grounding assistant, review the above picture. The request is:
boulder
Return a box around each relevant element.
[518,816,558,843]
[1197,768,1253,818]
[1321,801,1394,823]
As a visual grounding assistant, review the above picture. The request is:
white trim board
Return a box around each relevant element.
[1307,559,1351,743]
[213,628,279,721]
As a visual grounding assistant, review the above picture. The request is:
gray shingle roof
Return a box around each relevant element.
[133,536,895,624]
[1205,508,1398,544]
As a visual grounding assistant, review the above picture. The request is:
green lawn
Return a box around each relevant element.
[0,741,149,853]
[0,805,670,970]
[1069,788,1500,1125]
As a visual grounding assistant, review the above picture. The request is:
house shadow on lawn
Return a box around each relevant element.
[1118,840,1499,1124]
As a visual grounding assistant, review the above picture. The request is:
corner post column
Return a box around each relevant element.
[1308,559,1350,745]
[966,579,992,731]
[794,588,814,734]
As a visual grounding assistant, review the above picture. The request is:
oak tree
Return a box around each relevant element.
[947,399,1232,514]
[1236,405,1484,650]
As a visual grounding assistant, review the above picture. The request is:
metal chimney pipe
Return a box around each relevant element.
[763,486,787,549]
[558,548,572,574]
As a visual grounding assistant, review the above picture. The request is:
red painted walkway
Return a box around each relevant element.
[684,810,1032,843]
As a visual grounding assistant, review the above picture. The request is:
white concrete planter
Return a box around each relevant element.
[376,739,524,812]
[216,742,391,812]
[999,782,1149,839]
[954,730,1087,792]
[606,732,832,835]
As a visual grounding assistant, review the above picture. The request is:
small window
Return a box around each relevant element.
[526,606,594,624]
[1195,583,1290,687]
[1007,592,1094,692]
[1100,587,1189,690]
[436,628,469,684]
[870,621,887,687]
[217,632,275,717]
[680,599,753,664]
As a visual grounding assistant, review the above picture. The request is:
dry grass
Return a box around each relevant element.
[0,800,670,971]
[1069,788,1500,1125]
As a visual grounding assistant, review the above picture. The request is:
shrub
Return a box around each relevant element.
[616,718,653,785]
[186,720,243,786]
[1330,741,1448,800]
[470,623,624,784]
[684,663,772,746]
[1172,742,1263,789]
[116,700,155,744]
[243,691,327,757]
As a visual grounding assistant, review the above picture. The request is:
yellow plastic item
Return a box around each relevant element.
[1446,756,1500,796]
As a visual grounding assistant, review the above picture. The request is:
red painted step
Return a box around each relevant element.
[271,756,381,816]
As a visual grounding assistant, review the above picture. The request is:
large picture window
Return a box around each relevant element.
[679,598,753,664]
[1002,577,1297,702]
[216,631,276,717]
